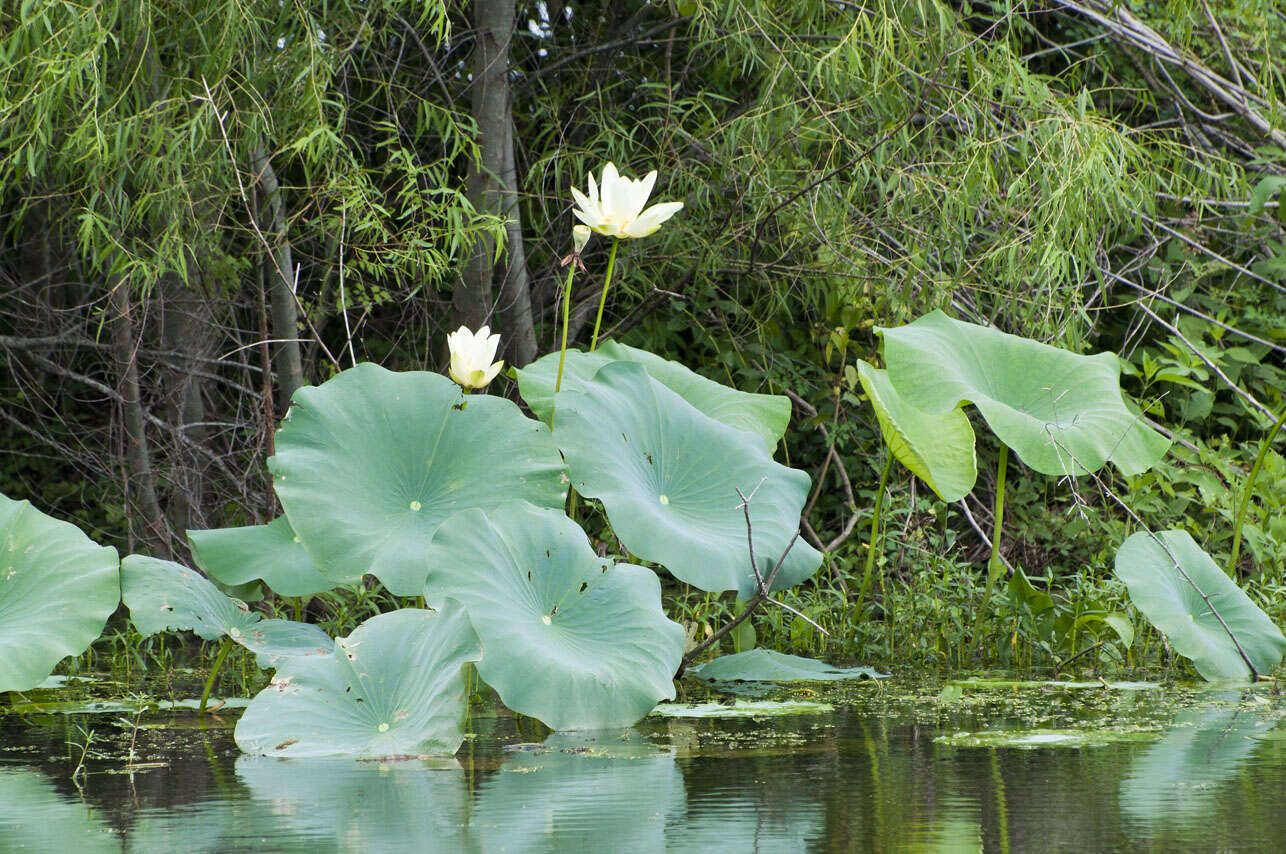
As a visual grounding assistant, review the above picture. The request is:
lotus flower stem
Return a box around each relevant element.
[854,450,894,622]
[199,636,233,717]
[969,444,1008,659]
[588,238,619,352]
[549,263,578,428]
[1228,404,1286,577]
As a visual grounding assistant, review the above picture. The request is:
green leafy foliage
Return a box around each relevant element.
[856,360,977,501]
[516,341,791,450]
[688,649,887,684]
[553,361,821,598]
[1114,530,1286,680]
[878,311,1170,477]
[188,517,356,598]
[425,502,684,731]
[0,494,119,692]
[121,554,331,666]
[270,363,568,595]
[234,606,481,758]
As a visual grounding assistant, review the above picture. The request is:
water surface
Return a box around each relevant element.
[2,677,1283,851]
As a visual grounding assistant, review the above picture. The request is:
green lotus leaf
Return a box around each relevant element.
[877,310,1170,476]
[553,362,821,597]
[856,361,977,501]
[0,494,120,692]
[1114,530,1286,681]
[688,649,888,684]
[270,363,568,595]
[234,606,481,758]
[515,341,790,450]
[425,502,684,730]
[189,516,359,598]
[121,555,331,666]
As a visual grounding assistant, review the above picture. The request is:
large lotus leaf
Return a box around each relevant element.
[121,555,331,666]
[1114,530,1286,681]
[425,503,684,730]
[269,363,568,595]
[188,517,358,598]
[515,340,790,451]
[856,361,977,501]
[688,649,888,684]
[553,362,821,597]
[877,310,1170,476]
[234,606,481,758]
[0,495,119,692]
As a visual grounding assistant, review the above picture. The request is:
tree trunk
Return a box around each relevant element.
[251,144,305,412]
[498,112,537,366]
[157,273,212,541]
[455,0,515,332]
[109,281,170,557]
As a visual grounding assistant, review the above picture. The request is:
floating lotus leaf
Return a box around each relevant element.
[0,494,119,692]
[188,517,358,598]
[515,341,790,450]
[856,361,977,501]
[425,502,684,730]
[553,362,821,597]
[877,311,1170,476]
[1114,530,1286,680]
[648,700,834,718]
[688,649,888,684]
[234,606,481,758]
[270,363,567,595]
[934,728,1161,748]
[120,555,331,666]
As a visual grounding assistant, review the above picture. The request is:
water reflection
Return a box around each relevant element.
[2,688,1284,852]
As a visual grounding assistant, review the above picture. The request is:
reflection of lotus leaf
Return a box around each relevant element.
[235,606,481,758]
[120,555,331,666]
[856,361,977,501]
[236,757,469,851]
[934,728,1161,748]
[426,502,684,730]
[552,362,821,597]
[1119,700,1273,824]
[0,769,116,853]
[689,649,887,684]
[270,363,568,595]
[515,341,790,450]
[469,734,684,853]
[189,516,357,598]
[1114,530,1286,680]
[877,311,1169,476]
[0,495,120,692]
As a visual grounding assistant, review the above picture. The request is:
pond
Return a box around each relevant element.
[2,676,1284,852]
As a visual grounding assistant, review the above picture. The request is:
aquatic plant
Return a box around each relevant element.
[0,494,119,692]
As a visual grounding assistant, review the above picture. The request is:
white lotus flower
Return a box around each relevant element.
[570,163,683,239]
[447,325,503,389]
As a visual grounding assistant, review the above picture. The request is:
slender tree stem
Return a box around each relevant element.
[199,637,233,716]
[1228,404,1286,577]
[854,450,894,621]
[588,238,619,351]
[969,445,1008,658]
